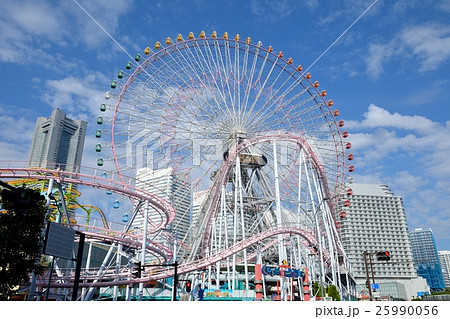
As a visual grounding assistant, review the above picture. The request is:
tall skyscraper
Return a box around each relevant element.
[28,108,87,172]
[339,183,428,299]
[133,167,192,259]
[409,228,446,291]
[438,251,450,289]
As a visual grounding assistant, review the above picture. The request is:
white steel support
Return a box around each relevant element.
[113,244,122,301]
[81,241,93,301]
[273,142,285,261]
[312,171,338,288]
[222,186,232,290]
[85,244,115,301]
[232,163,238,291]
[139,200,149,301]
[236,155,249,290]
[303,152,326,291]
[273,142,287,300]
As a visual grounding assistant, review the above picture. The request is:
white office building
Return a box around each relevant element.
[191,190,209,234]
[133,167,192,253]
[339,183,428,299]
[438,251,450,289]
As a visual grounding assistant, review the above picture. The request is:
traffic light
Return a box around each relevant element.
[133,261,142,278]
[185,281,191,293]
[377,251,390,261]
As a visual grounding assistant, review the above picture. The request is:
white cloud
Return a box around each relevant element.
[0,113,35,144]
[72,0,133,49]
[249,0,294,21]
[0,0,133,65]
[365,23,450,78]
[438,0,450,13]
[346,104,450,179]
[0,106,35,162]
[41,73,106,119]
[400,24,450,72]
[365,43,394,79]
[346,104,437,134]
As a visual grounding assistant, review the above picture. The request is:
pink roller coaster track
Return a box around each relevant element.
[0,150,333,289]
[199,133,341,257]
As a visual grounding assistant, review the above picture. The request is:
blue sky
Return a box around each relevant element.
[0,0,449,250]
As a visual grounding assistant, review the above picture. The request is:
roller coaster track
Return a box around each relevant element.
[33,225,321,289]
[1,158,333,291]
[0,162,175,233]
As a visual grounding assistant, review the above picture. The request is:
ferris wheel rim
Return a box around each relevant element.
[108,34,347,190]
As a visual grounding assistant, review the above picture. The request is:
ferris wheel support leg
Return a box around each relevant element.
[303,153,326,294]
[85,244,115,301]
[232,165,239,292]
[113,244,122,301]
[313,173,339,289]
[221,186,232,290]
[235,156,250,291]
[138,200,149,301]
[81,241,93,301]
[273,142,287,300]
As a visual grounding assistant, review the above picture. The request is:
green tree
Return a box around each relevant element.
[327,284,341,301]
[0,185,47,299]
[313,281,322,297]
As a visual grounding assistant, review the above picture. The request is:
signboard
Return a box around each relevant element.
[44,222,75,259]
[204,289,233,299]
[261,264,304,278]
[371,283,379,290]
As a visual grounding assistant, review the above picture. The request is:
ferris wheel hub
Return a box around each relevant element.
[228,126,248,148]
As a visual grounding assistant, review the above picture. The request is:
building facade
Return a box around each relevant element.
[28,108,87,172]
[409,228,446,291]
[438,251,450,289]
[339,183,428,299]
[133,167,192,260]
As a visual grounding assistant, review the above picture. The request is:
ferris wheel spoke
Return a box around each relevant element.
[179,40,234,121]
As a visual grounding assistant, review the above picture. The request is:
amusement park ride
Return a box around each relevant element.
[0,31,356,301]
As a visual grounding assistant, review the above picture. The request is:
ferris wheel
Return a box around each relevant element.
[96,31,354,299]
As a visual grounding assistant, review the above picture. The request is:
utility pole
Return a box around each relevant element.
[363,251,373,300]
[172,261,178,301]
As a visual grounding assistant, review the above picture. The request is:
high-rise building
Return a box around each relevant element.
[438,251,450,289]
[409,228,445,291]
[28,108,87,172]
[133,167,192,259]
[339,183,428,299]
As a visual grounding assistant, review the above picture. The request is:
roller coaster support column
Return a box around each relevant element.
[138,200,149,301]
[303,267,310,301]
[56,183,71,223]
[254,264,263,300]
